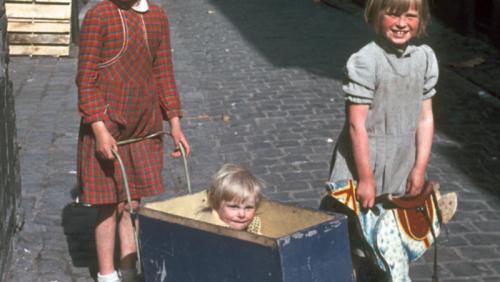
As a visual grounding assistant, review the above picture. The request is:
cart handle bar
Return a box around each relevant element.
[115,130,191,194]
[111,130,191,274]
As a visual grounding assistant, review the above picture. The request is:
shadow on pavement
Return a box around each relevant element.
[208,0,371,79]
[62,198,99,279]
[432,78,500,196]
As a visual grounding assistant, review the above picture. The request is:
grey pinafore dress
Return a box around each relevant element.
[329,40,439,196]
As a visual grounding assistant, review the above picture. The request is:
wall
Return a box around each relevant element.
[431,0,500,48]
[340,0,500,49]
[0,0,22,279]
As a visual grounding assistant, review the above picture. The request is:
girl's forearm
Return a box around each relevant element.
[347,103,374,182]
[414,99,434,173]
[91,121,109,136]
[350,124,373,181]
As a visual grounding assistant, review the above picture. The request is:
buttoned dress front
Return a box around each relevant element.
[329,40,439,196]
[76,0,181,204]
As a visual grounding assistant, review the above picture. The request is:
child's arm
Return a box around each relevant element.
[77,9,118,160]
[153,10,190,158]
[154,9,182,120]
[76,9,109,128]
[406,99,434,196]
[348,102,376,209]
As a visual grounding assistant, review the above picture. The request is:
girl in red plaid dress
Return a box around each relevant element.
[76,0,190,280]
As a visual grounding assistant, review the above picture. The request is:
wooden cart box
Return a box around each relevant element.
[139,195,354,282]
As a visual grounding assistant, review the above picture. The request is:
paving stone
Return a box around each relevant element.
[286,199,320,209]
[478,211,500,221]
[458,246,500,260]
[280,180,312,192]
[6,271,39,282]
[484,278,500,282]
[441,235,471,248]
[439,278,483,282]
[445,261,495,277]
[445,221,478,234]
[38,257,70,274]
[290,189,324,201]
[38,272,74,282]
[281,171,314,182]
[410,263,451,281]
[465,234,500,246]
[454,210,487,222]
[473,220,500,232]
[420,245,462,263]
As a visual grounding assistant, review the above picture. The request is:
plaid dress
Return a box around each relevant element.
[76,0,181,204]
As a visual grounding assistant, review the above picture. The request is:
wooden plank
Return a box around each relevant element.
[5,0,31,3]
[6,0,71,3]
[6,3,71,19]
[9,33,70,44]
[9,45,70,56]
[36,0,72,4]
[5,0,32,3]
[8,20,70,33]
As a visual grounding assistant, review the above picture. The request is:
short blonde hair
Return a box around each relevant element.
[208,163,262,210]
[364,0,431,37]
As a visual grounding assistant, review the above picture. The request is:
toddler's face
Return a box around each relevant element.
[380,2,419,48]
[217,196,256,231]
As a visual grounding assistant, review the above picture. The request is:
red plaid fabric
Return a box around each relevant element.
[76,0,181,204]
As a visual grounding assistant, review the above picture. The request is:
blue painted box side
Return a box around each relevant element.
[139,214,284,282]
[277,215,354,282]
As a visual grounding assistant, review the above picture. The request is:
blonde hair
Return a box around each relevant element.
[208,163,262,210]
[364,0,431,37]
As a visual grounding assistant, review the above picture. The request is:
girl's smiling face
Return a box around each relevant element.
[217,196,256,230]
[380,2,420,48]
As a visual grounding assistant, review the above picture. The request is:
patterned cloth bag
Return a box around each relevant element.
[320,180,441,282]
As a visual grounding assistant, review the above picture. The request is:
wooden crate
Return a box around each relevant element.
[6,0,72,56]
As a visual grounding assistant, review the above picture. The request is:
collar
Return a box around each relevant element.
[132,0,149,12]
[375,37,416,57]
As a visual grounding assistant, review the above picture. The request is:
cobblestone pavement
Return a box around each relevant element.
[6,0,500,281]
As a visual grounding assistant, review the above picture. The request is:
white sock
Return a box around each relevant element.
[97,271,121,282]
[120,268,139,282]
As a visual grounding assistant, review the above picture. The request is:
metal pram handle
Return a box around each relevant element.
[112,131,190,274]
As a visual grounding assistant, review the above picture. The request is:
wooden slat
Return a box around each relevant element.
[5,0,32,3]
[9,33,70,44]
[6,0,72,56]
[9,45,70,56]
[6,0,71,4]
[8,20,70,33]
[36,0,72,4]
[6,3,71,19]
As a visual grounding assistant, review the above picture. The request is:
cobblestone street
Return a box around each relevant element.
[5,0,500,281]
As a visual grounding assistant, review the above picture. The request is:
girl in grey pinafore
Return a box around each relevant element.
[329,38,439,196]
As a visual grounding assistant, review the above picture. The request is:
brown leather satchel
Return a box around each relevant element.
[379,181,441,282]
[321,180,442,282]
[380,181,441,248]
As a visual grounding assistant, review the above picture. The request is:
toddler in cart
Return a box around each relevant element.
[193,163,263,234]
